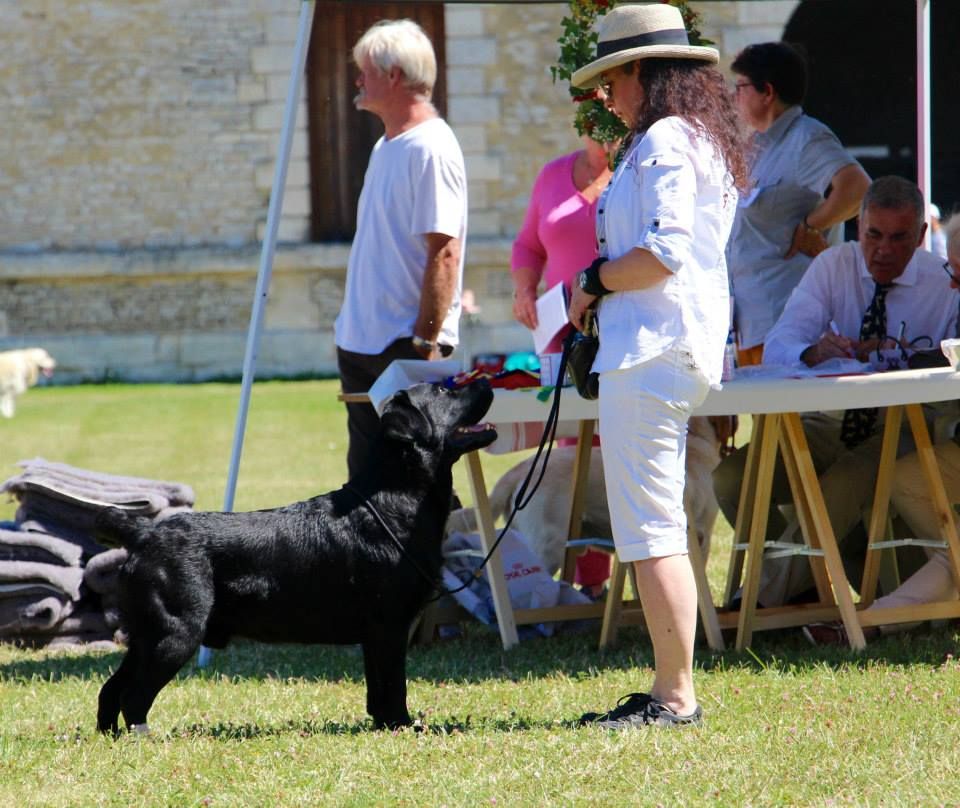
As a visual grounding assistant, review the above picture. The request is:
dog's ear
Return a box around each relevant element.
[380,390,433,446]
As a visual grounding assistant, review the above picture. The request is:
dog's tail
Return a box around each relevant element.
[93,507,153,550]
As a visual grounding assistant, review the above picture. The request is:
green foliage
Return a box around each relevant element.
[550,0,714,146]
[551,0,627,145]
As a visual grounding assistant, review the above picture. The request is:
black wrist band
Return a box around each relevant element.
[579,257,612,297]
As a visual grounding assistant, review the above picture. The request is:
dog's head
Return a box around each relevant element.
[21,348,56,386]
[379,380,497,462]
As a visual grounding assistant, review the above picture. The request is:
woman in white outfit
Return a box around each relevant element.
[567,5,746,729]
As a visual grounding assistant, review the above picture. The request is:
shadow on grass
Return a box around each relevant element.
[2,621,956,687]
[166,713,566,740]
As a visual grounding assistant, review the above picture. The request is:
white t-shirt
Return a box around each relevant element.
[335,117,467,354]
[593,117,738,386]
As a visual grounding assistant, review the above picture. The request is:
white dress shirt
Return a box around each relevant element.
[763,242,959,367]
[593,116,738,385]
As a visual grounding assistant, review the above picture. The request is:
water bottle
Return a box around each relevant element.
[722,330,737,382]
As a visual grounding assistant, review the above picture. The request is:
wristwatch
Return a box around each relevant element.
[411,335,436,352]
[577,257,611,297]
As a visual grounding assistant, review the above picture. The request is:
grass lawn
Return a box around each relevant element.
[1,382,958,806]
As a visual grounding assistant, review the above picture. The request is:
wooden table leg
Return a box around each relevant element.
[687,517,725,651]
[599,556,628,650]
[859,405,903,606]
[465,451,519,649]
[777,422,831,602]
[736,413,782,650]
[724,414,764,607]
[905,403,960,592]
[780,413,866,651]
[562,419,596,582]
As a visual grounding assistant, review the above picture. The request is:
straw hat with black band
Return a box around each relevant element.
[571,4,718,90]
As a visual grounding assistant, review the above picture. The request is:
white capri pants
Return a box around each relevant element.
[597,342,709,562]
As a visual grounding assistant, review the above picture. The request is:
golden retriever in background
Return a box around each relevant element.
[484,415,722,575]
[0,348,56,418]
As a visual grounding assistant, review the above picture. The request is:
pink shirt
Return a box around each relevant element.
[511,151,601,294]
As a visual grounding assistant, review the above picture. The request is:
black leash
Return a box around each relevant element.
[343,338,575,602]
[343,482,444,592]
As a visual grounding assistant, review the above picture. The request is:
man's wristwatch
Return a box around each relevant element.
[577,257,611,297]
[411,335,436,353]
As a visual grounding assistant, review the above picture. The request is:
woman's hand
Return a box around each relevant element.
[512,284,539,330]
[567,284,597,332]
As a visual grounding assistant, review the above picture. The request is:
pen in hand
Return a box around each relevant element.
[827,320,855,358]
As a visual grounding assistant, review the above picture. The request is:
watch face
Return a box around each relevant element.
[578,271,588,290]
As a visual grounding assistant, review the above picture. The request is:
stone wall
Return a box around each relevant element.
[0,2,795,383]
[0,0,309,251]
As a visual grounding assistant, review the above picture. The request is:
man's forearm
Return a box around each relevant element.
[415,233,461,344]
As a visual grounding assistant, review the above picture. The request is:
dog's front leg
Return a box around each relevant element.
[361,628,411,730]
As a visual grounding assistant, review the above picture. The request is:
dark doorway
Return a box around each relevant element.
[305,2,447,241]
[783,0,960,215]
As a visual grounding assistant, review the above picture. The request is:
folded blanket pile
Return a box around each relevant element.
[0,458,195,648]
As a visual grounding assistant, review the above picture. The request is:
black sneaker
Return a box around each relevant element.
[801,621,848,647]
[578,692,703,730]
[802,621,880,647]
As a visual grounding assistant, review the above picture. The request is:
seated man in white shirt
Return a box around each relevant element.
[805,208,960,643]
[714,176,959,606]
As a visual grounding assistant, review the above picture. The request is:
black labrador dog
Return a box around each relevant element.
[95,380,495,734]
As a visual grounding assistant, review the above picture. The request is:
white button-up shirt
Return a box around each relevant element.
[763,242,959,367]
[594,116,738,386]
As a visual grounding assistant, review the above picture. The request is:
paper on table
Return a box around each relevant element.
[368,359,461,414]
[532,282,569,355]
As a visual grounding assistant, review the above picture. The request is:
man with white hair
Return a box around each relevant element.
[334,19,467,478]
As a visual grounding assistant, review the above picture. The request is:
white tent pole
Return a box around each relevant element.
[198,0,315,669]
[223,0,315,514]
[916,0,931,247]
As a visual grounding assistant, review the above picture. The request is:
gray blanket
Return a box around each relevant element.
[0,525,83,567]
[13,498,108,559]
[0,583,73,633]
[0,560,83,600]
[1,457,195,510]
[0,458,197,645]
[83,549,128,595]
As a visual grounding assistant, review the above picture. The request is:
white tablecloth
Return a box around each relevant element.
[369,360,960,422]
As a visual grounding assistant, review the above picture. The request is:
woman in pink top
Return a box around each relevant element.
[511,136,614,352]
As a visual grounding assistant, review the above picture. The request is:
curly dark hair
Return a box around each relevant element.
[626,58,749,191]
